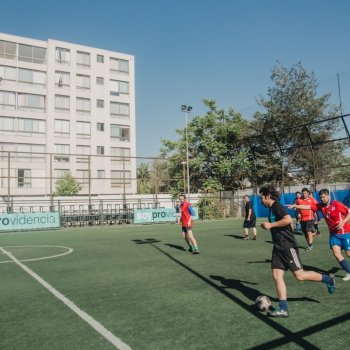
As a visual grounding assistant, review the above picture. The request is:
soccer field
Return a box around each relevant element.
[0,220,349,350]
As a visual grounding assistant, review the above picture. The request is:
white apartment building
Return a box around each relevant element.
[0,33,136,197]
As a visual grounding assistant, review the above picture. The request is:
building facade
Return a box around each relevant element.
[0,33,136,196]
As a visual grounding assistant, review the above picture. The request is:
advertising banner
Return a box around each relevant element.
[134,208,198,224]
[0,212,61,231]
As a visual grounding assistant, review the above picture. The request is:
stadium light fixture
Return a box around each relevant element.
[180,105,192,200]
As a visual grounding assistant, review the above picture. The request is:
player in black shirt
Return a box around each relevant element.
[259,185,335,317]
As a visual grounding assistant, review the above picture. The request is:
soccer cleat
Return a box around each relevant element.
[252,236,257,240]
[192,250,200,255]
[267,307,289,317]
[326,274,336,294]
[244,236,250,240]
[187,247,193,253]
[305,246,313,251]
[342,273,350,281]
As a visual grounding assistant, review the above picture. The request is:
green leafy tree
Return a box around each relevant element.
[137,162,152,193]
[161,99,252,193]
[54,173,81,196]
[252,61,341,189]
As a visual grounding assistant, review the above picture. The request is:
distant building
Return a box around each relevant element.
[0,33,136,196]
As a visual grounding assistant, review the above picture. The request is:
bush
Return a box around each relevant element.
[197,196,225,220]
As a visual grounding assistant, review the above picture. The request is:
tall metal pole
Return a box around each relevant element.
[181,105,192,200]
[185,110,190,200]
[337,73,343,116]
[181,161,186,194]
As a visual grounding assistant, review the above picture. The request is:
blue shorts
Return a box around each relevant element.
[329,233,350,251]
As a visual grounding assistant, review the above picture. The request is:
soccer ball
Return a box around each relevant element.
[255,295,271,312]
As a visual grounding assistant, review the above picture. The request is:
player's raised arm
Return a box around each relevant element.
[287,204,311,210]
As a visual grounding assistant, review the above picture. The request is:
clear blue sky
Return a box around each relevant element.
[2,0,350,157]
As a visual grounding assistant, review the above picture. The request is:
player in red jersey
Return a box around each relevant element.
[297,188,317,250]
[289,189,350,281]
[178,194,200,254]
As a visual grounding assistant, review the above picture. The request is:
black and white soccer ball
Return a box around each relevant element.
[255,295,271,311]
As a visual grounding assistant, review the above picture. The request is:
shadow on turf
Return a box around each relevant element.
[224,234,246,240]
[132,238,344,349]
[210,275,319,304]
[164,243,186,251]
[247,259,341,277]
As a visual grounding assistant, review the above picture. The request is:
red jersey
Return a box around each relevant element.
[311,200,350,235]
[297,197,317,221]
[180,201,192,227]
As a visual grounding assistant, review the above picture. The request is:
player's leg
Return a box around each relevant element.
[187,229,200,254]
[268,268,289,317]
[330,235,350,281]
[182,229,192,252]
[293,269,335,293]
[243,219,250,240]
[252,227,257,240]
[305,221,316,250]
[307,230,314,250]
[267,249,289,317]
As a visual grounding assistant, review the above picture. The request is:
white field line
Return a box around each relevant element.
[0,246,132,350]
[0,245,73,264]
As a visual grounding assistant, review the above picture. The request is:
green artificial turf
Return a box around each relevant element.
[0,220,349,349]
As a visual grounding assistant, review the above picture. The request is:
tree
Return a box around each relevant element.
[161,99,252,193]
[54,173,81,196]
[137,162,151,193]
[252,61,341,190]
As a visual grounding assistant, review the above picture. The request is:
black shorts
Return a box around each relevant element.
[301,220,315,234]
[243,219,256,228]
[182,226,192,233]
[271,245,302,272]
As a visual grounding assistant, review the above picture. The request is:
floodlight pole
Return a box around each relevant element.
[181,105,192,200]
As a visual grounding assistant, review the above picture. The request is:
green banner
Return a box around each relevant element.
[134,208,198,224]
[0,212,60,231]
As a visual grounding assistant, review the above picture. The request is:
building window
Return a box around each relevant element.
[76,97,90,114]
[111,147,130,164]
[15,144,45,162]
[0,40,17,60]
[96,77,104,85]
[76,169,89,185]
[54,169,70,184]
[0,91,16,110]
[18,44,46,64]
[97,122,104,131]
[111,170,131,187]
[97,54,104,63]
[54,144,70,162]
[55,71,70,87]
[0,65,16,81]
[18,169,31,188]
[110,124,130,141]
[54,119,70,136]
[97,170,105,178]
[97,99,104,108]
[17,93,45,112]
[110,80,129,95]
[97,146,104,155]
[18,68,46,86]
[77,51,90,67]
[76,145,90,163]
[17,118,45,134]
[110,57,129,74]
[56,47,70,64]
[76,121,91,137]
[76,74,90,90]
[110,102,129,118]
[55,95,70,112]
[0,117,15,132]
